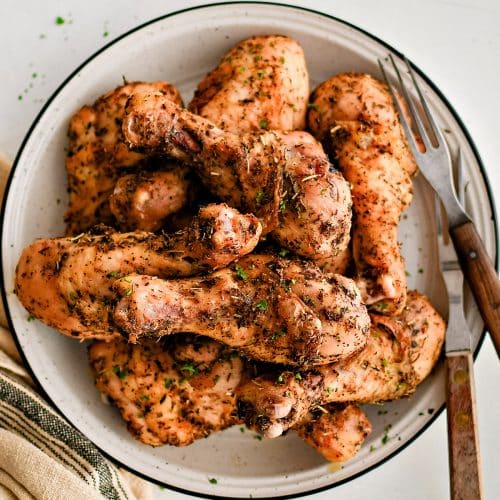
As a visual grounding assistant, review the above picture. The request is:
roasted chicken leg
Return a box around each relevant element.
[308,73,417,313]
[237,290,445,437]
[65,81,184,234]
[113,254,369,366]
[122,91,352,263]
[189,35,309,132]
[15,204,261,340]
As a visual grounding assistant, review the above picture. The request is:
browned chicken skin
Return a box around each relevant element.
[189,35,309,132]
[89,336,242,446]
[109,165,191,232]
[65,81,185,234]
[113,254,369,366]
[89,335,371,461]
[294,404,372,462]
[122,91,352,263]
[308,73,417,314]
[15,204,261,340]
[237,291,445,437]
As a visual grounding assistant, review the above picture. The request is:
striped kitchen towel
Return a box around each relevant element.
[0,152,151,500]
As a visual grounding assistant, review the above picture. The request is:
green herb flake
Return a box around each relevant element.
[277,373,285,383]
[27,314,36,322]
[124,288,133,297]
[255,190,264,204]
[17,95,23,101]
[279,199,286,212]
[180,363,198,377]
[307,103,319,112]
[381,358,389,367]
[239,427,245,433]
[381,434,390,445]
[279,56,285,64]
[208,478,218,484]
[369,445,376,452]
[325,386,333,395]
[140,394,149,401]
[164,378,172,389]
[259,119,268,129]
[69,291,77,300]
[256,70,266,78]
[235,263,248,281]
[113,366,127,380]
[254,434,263,441]
[418,268,424,274]
[405,270,411,277]
[271,329,286,341]
[295,372,302,381]
[103,31,109,37]
[256,299,268,311]
[31,72,37,79]
[278,248,289,258]
[55,16,65,25]
[107,271,119,278]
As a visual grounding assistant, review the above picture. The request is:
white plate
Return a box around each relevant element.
[1,3,497,498]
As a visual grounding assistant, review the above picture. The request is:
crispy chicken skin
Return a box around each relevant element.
[294,404,372,462]
[65,81,184,234]
[189,35,309,132]
[15,205,261,340]
[89,336,371,461]
[308,73,417,314]
[109,165,190,232]
[89,336,242,446]
[113,254,369,366]
[237,290,445,437]
[122,91,352,262]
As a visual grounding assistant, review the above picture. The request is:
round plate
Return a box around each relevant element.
[1,2,497,499]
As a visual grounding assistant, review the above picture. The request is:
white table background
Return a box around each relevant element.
[0,1,498,499]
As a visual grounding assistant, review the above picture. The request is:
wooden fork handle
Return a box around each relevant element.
[446,352,483,500]
[451,221,500,357]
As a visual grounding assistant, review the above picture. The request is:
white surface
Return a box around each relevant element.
[0,1,498,499]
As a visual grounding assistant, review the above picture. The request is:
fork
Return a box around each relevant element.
[436,153,483,500]
[378,54,500,358]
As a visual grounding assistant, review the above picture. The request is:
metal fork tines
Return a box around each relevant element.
[435,152,471,353]
[378,54,469,229]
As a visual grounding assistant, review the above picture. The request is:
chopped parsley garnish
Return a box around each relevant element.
[278,248,289,258]
[103,31,109,37]
[279,56,285,64]
[295,372,302,381]
[277,373,285,383]
[279,199,286,212]
[107,271,119,278]
[256,70,266,78]
[270,329,286,341]
[164,378,172,389]
[381,358,389,367]
[27,314,36,322]
[140,394,149,401]
[234,264,248,281]
[55,16,65,25]
[112,366,128,379]
[381,434,390,445]
[208,478,218,484]
[307,103,319,111]
[325,386,333,395]
[69,291,76,300]
[255,190,264,204]
[254,435,263,441]
[240,427,245,433]
[124,288,133,297]
[369,445,376,452]
[259,119,268,129]
[180,362,198,377]
[32,72,37,79]
[18,95,23,101]
[256,299,268,311]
